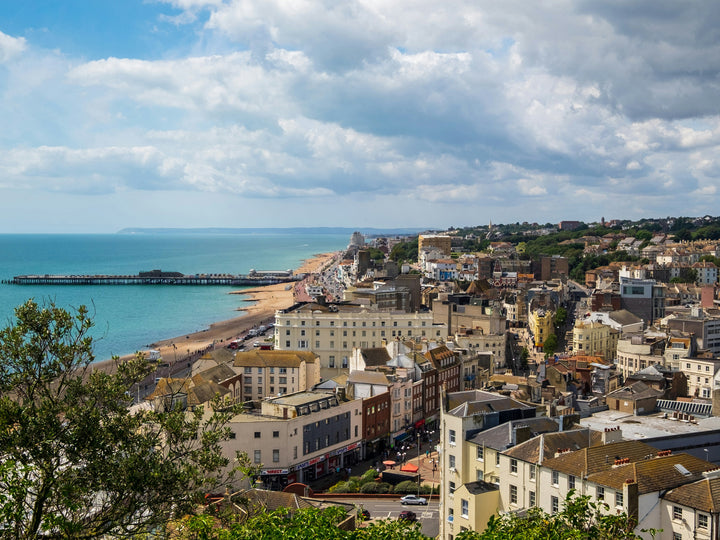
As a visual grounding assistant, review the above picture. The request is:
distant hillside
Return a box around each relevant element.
[117,227,427,236]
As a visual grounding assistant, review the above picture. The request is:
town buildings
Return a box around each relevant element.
[274,301,446,380]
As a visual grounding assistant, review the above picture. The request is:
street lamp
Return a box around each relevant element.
[416,432,422,496]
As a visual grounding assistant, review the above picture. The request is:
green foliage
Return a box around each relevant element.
[543,334,558,357]
[366,247,386,261]
[701,255,720,266]
[519,347,530,369]
[0,300,243,538]
[389,237,419,263]
[554,306,568,328]
[359,481,392,494]
[328,481,357,494]
[456,492,648,540]
[178,506,429,539]
[392,480,420,494]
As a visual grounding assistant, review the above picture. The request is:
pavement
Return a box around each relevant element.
[309,440,440,493]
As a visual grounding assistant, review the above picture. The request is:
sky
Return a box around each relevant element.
[1,1,719,233]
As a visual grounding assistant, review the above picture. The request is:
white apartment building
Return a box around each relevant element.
[679,357,720,399]
[274,302,446,380]
[615,334,666,379]
[536,440,716,539]
[438,390,536,540]
[218,391,363,490]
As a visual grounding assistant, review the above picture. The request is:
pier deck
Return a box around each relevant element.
[5,270,302,286]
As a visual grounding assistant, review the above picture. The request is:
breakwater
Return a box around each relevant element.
[5,269,302,286]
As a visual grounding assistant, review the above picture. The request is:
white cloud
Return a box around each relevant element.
[0,31,26,63]
[3,0,720,230]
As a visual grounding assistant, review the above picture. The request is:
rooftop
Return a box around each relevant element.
[580,410,720,441]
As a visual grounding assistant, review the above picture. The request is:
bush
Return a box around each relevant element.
[392,480,420,494]
[360,482,384,494]
[328,481,357,494]
[360,469,378,483]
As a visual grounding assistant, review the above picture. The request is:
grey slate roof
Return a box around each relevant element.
[467,417,560,451]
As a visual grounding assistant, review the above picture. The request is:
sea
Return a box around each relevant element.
[0,232,348,362]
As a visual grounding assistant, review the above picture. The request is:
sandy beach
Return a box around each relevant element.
[95,251,337,373]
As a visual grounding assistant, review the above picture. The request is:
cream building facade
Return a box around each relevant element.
[571,320,619,360]
[219,390,363,490]
[274,302,446,379]
[233,350,321,401]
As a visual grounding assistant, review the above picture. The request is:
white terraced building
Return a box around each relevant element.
[274,302,446,380]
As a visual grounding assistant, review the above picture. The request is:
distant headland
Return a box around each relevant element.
[117,227,428,236]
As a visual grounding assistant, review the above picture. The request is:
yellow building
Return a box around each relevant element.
[528,309,554,350]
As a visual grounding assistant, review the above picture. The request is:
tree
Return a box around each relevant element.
[178,506,429,539]
[519,347,530,370]
[456,492,652,540]
[554,307,568,328]
[0,300,242,538]
[543,334,558,357]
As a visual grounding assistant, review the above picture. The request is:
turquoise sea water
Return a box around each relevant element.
[0,233,347,361]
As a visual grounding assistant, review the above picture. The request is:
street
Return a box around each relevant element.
[331,498,440,538]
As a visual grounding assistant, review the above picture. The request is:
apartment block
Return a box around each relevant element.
[219,390,363,491]
[438,390,536,539]
[274,302,445,380]
[233,350,320,401]
[571,320,619,360]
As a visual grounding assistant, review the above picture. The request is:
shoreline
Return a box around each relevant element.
[94,251,337,373]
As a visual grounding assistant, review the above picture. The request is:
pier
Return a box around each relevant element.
[5,269,302,286]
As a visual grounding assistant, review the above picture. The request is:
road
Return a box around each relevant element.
[328,498,439,538]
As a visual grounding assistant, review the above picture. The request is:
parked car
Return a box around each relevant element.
[398,510,417,521]
[400,494,427,505]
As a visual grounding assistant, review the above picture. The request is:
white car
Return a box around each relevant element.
[400,494,427,505]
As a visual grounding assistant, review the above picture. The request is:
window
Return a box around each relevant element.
[568,475,575,490]
[449,481,456,494]
[495,452,500,466]
[615,491,623,508]
[273,431,279,438]
[448,508,454,522]
[551,496,559,514]
[529,490,536,507]
[329,356,335,368]
[449,455,456,469]
[272,449,279,463]
[672,534,682,540]
[461,499,469,518]
[477,446,484,461]
[529,466,535,481]
[673,506,682,521]
[597,486,604,501]
[510,458,517,474]
[254,432,261,439]
[552,470,559,486]
[510,485,517,504]
[244,367,252,374]
[254,450,261,464]
[449,430,456,445]
[699,513,708,529]
[342,357,348,368]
